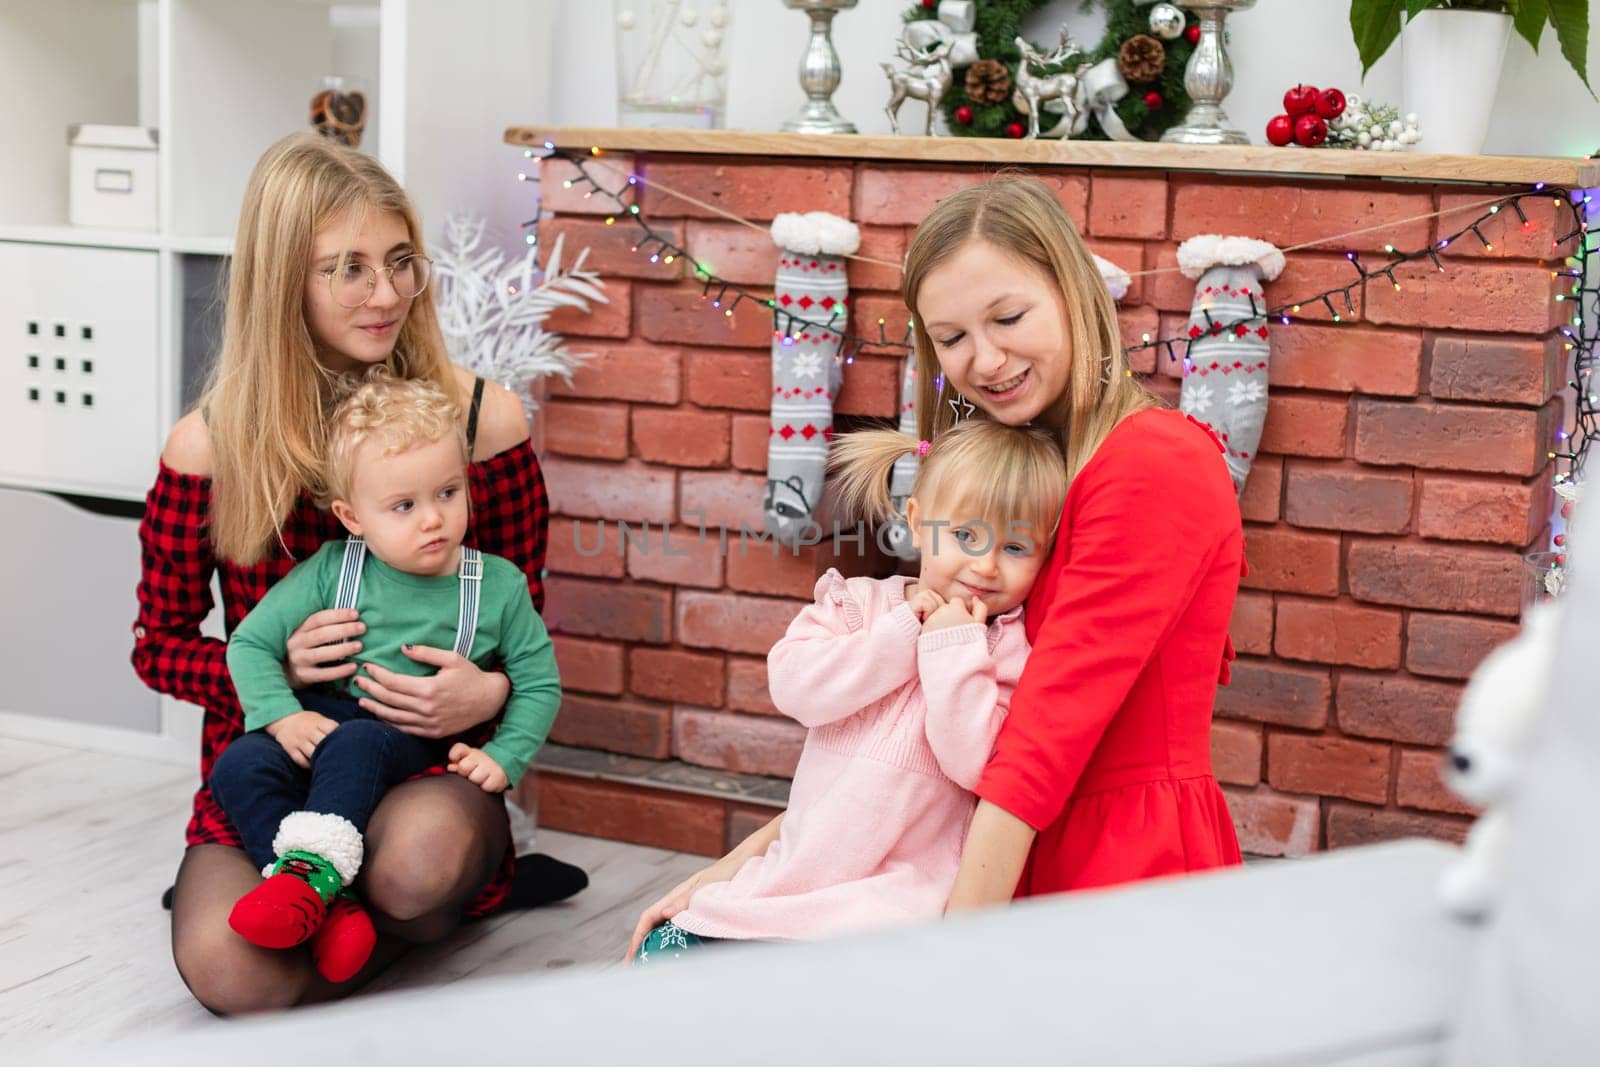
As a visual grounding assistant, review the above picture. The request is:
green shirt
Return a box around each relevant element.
[225,541,560,788]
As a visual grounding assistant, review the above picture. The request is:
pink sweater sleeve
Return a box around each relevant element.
[917,620,1028,790]
[767,570,922,728]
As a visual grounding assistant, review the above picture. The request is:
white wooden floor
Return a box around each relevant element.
[0,737,706,1055]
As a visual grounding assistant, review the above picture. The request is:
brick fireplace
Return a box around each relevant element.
[506,127,1594,859]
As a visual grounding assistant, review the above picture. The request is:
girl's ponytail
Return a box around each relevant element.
[827,430,921,526]
[831,420,1068,552]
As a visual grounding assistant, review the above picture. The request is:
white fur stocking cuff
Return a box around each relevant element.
[770,212,861,256]
[1093,253,1132,301]
[1176,235,1286,281]
[273,811,364,887]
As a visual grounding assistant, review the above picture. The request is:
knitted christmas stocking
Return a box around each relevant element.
[883,352,920,560]
[228,811,363,950]
[765,211,859,546]
[1174,236,1285,494]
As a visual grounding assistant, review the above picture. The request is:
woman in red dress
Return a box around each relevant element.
[133,133,549,1013]
[912,180,1244,905]
[627,177,1240,950]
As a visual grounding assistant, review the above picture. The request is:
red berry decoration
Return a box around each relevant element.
[1293,113,1328,147]
[1283,84,1319,117]
[1143,91,1163,110]
[921,0,937,8]
[1184,24,1200,45]
[1005,121,1025,138]
[954,105,974,125]
[1265,114,1294,146]
[1315,87,1347,119]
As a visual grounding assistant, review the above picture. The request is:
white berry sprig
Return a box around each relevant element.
[1327,94,1421,152]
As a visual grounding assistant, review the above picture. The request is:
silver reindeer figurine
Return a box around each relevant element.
[882,39,954,137]
[1012,31,1087,139]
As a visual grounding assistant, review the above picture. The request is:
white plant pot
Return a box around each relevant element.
[1402,9,1512,155]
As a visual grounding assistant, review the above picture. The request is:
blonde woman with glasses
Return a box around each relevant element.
[133,132,569,1013]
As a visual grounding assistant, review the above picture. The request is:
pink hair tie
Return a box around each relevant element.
[917,440,931,457]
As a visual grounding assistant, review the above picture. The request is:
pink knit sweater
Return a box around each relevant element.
[671,569,1031,942]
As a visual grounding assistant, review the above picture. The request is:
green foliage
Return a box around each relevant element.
[1084,0,1195,141]
[903,0,1045,138]
[901,0,1194,140]
[1350,0,1590,92]
[1350,0,1406,75]
[1541,0,1591,93]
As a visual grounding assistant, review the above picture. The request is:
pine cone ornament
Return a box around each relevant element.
[964,59,1012,106]
[1117,34,1166,85]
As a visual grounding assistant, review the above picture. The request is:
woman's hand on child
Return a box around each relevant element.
[264,711,339,769]
[907,586,947,623]
[448,742,509,793]
[283,608,365,687]
[355,647,511,739]
[923,596,987,633]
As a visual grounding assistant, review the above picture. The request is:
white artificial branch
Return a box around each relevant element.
[432,214,608,414]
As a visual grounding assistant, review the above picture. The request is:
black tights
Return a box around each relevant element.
[171,773,509,1016]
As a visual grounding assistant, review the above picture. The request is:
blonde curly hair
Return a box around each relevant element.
[324,370,466,504]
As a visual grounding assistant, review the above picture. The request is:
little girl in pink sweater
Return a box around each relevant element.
[631,419,1069,961]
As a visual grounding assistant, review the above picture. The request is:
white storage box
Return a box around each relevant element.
[69,124,160,231]
[0,241,162,499]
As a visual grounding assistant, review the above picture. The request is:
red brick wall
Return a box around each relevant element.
[530,151,1570,857]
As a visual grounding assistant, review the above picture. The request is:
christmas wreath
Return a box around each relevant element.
[901,0,1195,140]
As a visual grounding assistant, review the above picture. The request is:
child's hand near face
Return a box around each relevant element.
[922,595,988,633]
[265,711,339,768]
[907,585,946,623]
[448,743,509,793]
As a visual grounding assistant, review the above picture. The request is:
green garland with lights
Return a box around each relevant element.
[902,0,1195,140]
[1081,0,1195,140]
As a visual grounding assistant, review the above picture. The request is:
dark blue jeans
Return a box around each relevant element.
[209,688,447,871]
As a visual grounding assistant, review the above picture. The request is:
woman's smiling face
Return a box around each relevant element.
[916,239,1073,427]
[304,206,416,375]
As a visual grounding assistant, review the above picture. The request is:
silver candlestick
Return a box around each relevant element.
[781,0,859,134]
[1161,0,1255,145]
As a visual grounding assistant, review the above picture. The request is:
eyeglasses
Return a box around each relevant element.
[313,254,433,308]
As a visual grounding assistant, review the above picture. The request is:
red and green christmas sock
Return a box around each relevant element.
[228,811,364,951]
[310,890,378,983]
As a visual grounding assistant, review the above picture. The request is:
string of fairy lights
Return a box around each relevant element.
[522,143,1598,481]
[521,146,913,363]
[1556,191,1599,479]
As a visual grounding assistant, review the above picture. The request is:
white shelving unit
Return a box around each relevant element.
[0,0,553,757]
[0,0,374,503]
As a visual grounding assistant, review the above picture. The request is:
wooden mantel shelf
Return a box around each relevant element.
[507,126,1599,187]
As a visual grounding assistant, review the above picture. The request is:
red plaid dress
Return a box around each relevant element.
[132,431,549,918]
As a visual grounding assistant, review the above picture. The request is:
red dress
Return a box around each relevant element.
[132,431,549,918]
[975,408,1244,895]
